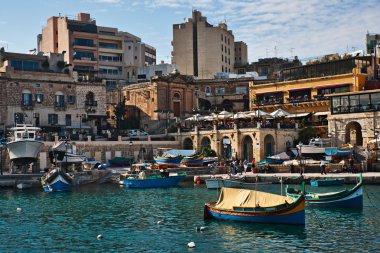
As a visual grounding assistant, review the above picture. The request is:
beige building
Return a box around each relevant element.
[172,10,245,79]
[38,13,156,87]
[0,48,107,138]
[234,41,248,67]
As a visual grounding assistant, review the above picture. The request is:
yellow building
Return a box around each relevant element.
[249,57,371,135]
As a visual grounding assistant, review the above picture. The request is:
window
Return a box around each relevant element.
[14,113,25,124]
[221,44,223,51]
[99,68,120,75]
[222,55,224,61]
[205,87,211,96]
[134,56,137,60]
[225,46,227,53]
[66,114,72,126]
[48,114,58,125]
[155,70,163,76]
[22,92,32,106]
[35,94,44,103]
[67,95,76,104]
[74,38,94,47]
[99,42,118,49]
[222,65,224,72]
[55,93,65,107]
[128,46,131,50]
[35,83,41,88]
[228,48,230,55]
[73,51,94,60]
[221,34,223,41]
[228,38,230,45]
[99,55,122,62]
[216,88,225,95]
[236,86,247,94]
[11,60,39,71]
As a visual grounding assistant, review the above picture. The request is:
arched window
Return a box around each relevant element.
[22,89,32,106]
[173,92,181,101]
[85,91,96,106]
[55,91,65,107]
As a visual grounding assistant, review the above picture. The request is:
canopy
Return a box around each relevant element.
[215,188,294,210]
[247,110,268,117]
[286,113,310,118]
[232,112,249,119]
[184,114,202,121]
[268,152,292,160]
[314,111,329,116]
[218,110,233,119]
[269,109,290,117]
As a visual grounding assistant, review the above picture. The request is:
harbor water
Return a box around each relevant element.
[1,183,380,252]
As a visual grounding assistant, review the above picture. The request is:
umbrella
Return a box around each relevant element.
[247,110,268,117]
[217,110,233,119]
[184,114,202,121]
[232,112,249,119]
[269,109,290,117]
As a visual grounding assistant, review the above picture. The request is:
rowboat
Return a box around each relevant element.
[286,175,363,208]
[180,153,204,167]
[204,187,305,225]
[41,167,73,192]
[310,178,344,187]
[122,169,186,188]
[154,155,182,167]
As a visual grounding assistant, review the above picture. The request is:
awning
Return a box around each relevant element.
[314,111,329,116]
[286,113,310,118]
[316,83,350,89]
[255,90,283,95]
[288,87,312,92]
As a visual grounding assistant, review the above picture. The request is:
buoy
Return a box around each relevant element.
[187,242,196,248]
[199,226,206,231]
[16,208,22,212]
[157,220,162,225]
[97,234,103,239]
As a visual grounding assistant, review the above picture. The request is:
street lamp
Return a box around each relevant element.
[296,144,303,176]
[375,130,379,162]
[328,132,333,147]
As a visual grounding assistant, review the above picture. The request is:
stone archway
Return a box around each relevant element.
[345,121,363,146]
[264,134,275,157]
[242,135,254,161]
[200,136,211,149]
[221,136,232,159]
[183,138,193,149]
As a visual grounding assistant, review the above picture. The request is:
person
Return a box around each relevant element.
[231,160,237,174]
[251,158,256,172]
[243,159,248,173]
[290,164,295,173]
[320,160,327,175]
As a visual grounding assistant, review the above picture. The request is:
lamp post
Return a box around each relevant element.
[76,113,85,139]
[328,133,333,147]
[296,144,303,176]
[375,130,379,162]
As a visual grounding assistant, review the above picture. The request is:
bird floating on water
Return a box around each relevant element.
[187,242,196,248]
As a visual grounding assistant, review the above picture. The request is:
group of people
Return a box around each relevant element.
[230,158,256,175]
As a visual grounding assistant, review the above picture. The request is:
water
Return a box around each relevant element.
[1,183,380,252]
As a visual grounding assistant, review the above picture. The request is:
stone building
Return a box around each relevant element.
[172,10,247,79]
[0,49,107,138]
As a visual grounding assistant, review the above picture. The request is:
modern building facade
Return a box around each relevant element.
[38,13,156,87]
[172,10,246,79]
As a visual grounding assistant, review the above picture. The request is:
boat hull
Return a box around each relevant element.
[154,156,182,167]
[206,178,248,189]
[310,179,344,187]
[42,174,72,192]
[306,186,363,208]
[204,196,305,225]
[7,140,44,164]
[123,175,186,188]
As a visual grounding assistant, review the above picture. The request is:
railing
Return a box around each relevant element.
[257,99,284,106]
[287,97,312,103]
[332,104,380,114]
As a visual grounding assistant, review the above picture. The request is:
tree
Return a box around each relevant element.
[202,146,217,157]
[295,126,316,145]
[114,97,127,130]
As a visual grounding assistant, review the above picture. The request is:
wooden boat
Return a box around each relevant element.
[286,175,363,208]
[122,169,186,188]
[108,157,133,167]
[49,140,85,164]
[204,187,305,225]
[181,153,204,167]
[154,155,182,167]
[41,168,73,192]
[310,178,344,187]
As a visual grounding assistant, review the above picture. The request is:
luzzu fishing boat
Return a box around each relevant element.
[41,167,73,192]
[154,155,182,167]
[180,153,204,167]
[204,187,305,225]
[286,174,363,208]
[122,169,186,188]
[310,178,344,187]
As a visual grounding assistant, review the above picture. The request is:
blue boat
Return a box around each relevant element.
[122,170,186,188]
[181,153,204,167]
[109,157,133,167]
[286,175,363,208]
[41,168,73,192]
[204,187,305,225]
[310,178,344,187]
[154,155,182,167]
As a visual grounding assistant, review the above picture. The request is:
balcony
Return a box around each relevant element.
[21,101,34,110]
[257,98,284,106]
[72,43,97,50]
[85,100,98,107]
[287,96,312,103]
[54,102,66,111]
[73,57,97,64]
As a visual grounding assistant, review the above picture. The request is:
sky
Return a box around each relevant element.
[0,0,379,63]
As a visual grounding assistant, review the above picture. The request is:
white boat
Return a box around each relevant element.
[49,139,85,164]
[298,138,329,159]
[6,124,44,166]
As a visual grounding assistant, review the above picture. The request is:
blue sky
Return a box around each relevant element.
[0,0,379,63]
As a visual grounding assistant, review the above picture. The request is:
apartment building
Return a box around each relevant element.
[172,10,246,79]
[38,13,156,88]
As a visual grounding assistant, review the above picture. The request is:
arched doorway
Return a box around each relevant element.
[264,134,275,157]
[345,121,363,146]
[221,136,232,159]
[242,135,254,161]
[201,137,211,150]
[183,138,193,150]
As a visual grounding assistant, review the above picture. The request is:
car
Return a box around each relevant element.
[128,129,149,136]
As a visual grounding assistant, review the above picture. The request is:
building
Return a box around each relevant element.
[366,33,380,55]
[172,10,246,79]
[236,57,302,78]
[249,56,372,136]
[0,48,107,138]
[38,13,156,87]
[234,41,248,67]
[137,62,176,82]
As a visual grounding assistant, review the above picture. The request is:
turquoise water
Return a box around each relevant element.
[1,183,380,252]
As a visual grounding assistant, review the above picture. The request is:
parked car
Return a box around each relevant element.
[128,129,149,136]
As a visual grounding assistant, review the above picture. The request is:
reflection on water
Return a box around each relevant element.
[0,183,379,252]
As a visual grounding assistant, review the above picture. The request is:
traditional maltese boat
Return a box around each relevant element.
[41,167,73,192]
[180,153,204,167]
[286,175,363,208]
[122,169,186,188]
[154,155,182,167]
[204,187,305,225]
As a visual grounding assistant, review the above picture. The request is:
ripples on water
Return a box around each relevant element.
[1,183,380,252]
